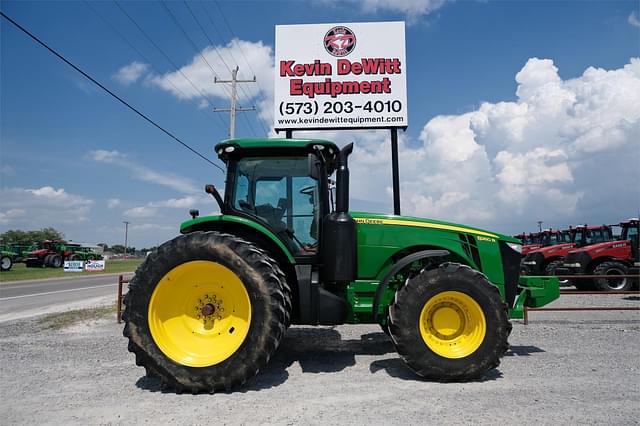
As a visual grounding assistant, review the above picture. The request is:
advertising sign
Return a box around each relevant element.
[64,260,84,272]
[84,260,105,272]
[274,22,407,130]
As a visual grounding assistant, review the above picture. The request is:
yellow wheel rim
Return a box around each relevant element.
[419,291,486,359]
[148,261,252,367]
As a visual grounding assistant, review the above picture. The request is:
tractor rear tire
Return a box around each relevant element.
[123,231,290,393]
[594,261,631,291]
[44,255,53,267]
[50,255,63,268]
[388,262,511,381]
[0,256,12,271]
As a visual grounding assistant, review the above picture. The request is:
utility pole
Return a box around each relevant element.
[123,221,129,260]
[213,66,256,139]
[537,221,543,232]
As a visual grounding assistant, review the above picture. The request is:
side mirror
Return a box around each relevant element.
[308,153,320,180]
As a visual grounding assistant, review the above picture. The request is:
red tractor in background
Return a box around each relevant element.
[521,225,612,279]
[516,232,542,256]
[557,218,640,291]
[520,228,571,258]
[24,240,78,268]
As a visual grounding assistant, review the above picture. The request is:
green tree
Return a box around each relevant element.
[111,244,125,254]
[0,227,65,246]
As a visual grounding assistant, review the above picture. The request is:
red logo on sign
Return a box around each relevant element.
[324,26,356,57]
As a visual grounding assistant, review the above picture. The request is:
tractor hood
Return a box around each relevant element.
[569,240,630,254]
[533,243,576,255]
[350,212,518,243]
[29,249,48,256]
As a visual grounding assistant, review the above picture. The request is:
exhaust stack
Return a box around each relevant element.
[321,143,357,284]
[335,143,353,213]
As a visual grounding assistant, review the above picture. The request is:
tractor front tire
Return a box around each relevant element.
[123,231,290,393]
[389,263,511,381]
[0,256,12,271]
[544,259,571,286]
[594,261,631,291]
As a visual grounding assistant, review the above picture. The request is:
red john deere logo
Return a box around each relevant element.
[324,26,356,57]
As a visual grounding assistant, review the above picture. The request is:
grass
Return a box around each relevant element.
[37,304,117,330]
[0,259,143,283]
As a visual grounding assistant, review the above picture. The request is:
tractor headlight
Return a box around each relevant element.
[506,242,522,254]
[522,260,537,265]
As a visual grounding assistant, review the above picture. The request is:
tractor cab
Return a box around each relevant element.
[211,139,339,258]
[572,225,613,247]
[620,218,639,263]
[539,229,570,246]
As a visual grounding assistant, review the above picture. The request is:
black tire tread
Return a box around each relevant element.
[593,261,631,291]
[123,231,291,393]
[388,262,511,381]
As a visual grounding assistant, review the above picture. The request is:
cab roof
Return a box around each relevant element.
[215,138,339,155]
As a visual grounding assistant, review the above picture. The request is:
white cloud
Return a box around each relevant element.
[123,194,217,221]
[107,198,121,209]
[114,61,149,85]
[130,223,175,232]
[154,195,208,209]
[0,186,94,226]
[89,149,199,194]
[356,0,448,22]
[0,208,25,225]
[331,58,640,231]
[150,39,275,125]
[0,165,16,176]
[629,10,640,27]
[124,206,158,218]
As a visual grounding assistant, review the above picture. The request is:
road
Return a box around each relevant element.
[0,273,132,322]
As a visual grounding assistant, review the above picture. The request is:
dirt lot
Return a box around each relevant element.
[1,293,639,425]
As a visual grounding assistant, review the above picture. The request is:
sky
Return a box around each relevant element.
[1,0,639,248]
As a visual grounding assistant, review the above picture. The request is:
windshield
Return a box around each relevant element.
[622,223,638,240]
[233,157,320,254]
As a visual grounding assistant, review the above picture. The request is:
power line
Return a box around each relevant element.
[213,1,274,127]
[113,1,228,130]
[160,1,226,90]
[185,0,265,137]
[82,0,223,128]
[0,10,224,172]
[162,1,258,138]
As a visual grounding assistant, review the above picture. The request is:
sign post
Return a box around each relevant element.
[274,22,407,215]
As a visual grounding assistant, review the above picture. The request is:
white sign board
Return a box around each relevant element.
[84,260,105,272]
[274,22,407,130]
[64,260,84,272]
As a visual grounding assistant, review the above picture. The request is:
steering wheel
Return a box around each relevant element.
[238,200,255,214]
[299,185,315,196]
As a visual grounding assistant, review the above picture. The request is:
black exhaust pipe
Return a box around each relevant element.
[321,143,357,284]
[335,143,353,213]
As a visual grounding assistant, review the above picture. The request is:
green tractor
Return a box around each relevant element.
[123,138,559,392]
[1,248,17,271]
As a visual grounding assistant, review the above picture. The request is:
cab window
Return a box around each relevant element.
[232,157,320,255]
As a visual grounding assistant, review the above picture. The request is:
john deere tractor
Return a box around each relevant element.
[123,139,559,392]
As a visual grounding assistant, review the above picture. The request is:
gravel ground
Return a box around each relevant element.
[1,293,638,425]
